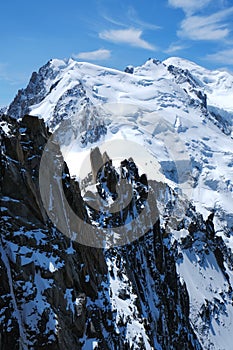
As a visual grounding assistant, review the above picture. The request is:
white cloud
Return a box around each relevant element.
[164,43,187,54]
[177,7,233,40]
[73,49,111,61]
[168,0,212,15]
[99,28,155,50]
[205,48,233,65]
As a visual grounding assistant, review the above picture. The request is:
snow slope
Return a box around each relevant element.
[7,56,233,244]
[25,58,189,124]
[5,56,233,350]
[14,57,232,244]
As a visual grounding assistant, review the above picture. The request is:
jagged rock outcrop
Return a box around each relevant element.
[1,115,107,349]
[167,64,207,109]
[0,114,206,349]
[7,60,62,119]
[124,65,134,74]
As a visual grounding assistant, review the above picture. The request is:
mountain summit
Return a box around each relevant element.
[1,57,233,349]
[7,57,233,133]
[7,56,233,233]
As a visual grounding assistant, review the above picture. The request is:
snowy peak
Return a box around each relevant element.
[7,58,66,120]
[2,55,233,350]
[5,57,233,231]
[7,56,233,131]
[164,56,205,72]
[164,56,233,113]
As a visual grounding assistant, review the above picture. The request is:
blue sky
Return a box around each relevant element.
[1,0,233,107]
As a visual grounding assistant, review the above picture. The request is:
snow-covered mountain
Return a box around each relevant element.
[7,57,233,134]
[7,56,233,245]
[1,56,233,349]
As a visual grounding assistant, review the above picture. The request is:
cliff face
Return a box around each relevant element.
[1,115,107,350]
[0,114,206,350]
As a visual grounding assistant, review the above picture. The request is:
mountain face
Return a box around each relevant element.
[7,57,233,136]
[1,57,233,349]
[6,57,233,246]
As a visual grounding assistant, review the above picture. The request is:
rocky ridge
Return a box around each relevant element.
[0,114,212,349]
[1,113,233,349]
[1,55,233,349]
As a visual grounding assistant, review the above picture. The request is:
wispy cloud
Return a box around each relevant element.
[127,7,161,30]
[101,14,126,28]
[164,42,187,54]
[99,28,155,50]
[177,7,233,40]
[102,7,160,31]
[73,49,111,61]
[205,48,233,65]
[168,0,213,15]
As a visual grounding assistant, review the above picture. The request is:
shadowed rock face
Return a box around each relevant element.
[1,114,206,349]
[90,147,104,183]
[7,61,57,120]
[1,115,107,350]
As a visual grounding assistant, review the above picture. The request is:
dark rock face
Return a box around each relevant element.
[1,115,107,349]
[124,66,134,74]
[0,114,204,349]
[90,147,105,183]
[167,65,207,109]
[7,61,61,119]
[208,109,232,136]
[50,83,88,129]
